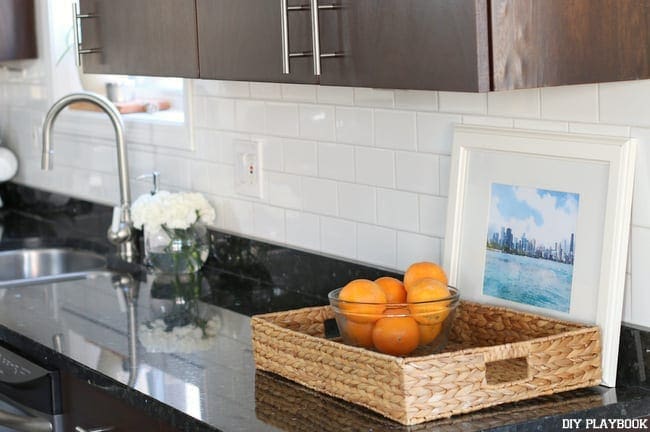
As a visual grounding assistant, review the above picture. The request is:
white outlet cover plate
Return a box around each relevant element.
[234,139,263,198]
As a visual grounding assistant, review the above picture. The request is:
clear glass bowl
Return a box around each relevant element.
[144,222,210,274]
[328,286,459,356]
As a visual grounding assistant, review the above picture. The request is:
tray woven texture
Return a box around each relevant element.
[254,371,605,432]
[251,301,601,425]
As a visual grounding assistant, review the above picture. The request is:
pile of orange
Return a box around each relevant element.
[337,261,452,356]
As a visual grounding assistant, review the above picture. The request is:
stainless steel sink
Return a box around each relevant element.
[0,248,107,287]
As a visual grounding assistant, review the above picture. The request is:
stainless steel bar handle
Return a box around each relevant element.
[281,0,290,74]
[72,3,102,67]
[309,0,322,76]
[72,3,82,67]
[0,408,52,432]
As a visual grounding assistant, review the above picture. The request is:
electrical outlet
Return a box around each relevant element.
[234,139,263,198]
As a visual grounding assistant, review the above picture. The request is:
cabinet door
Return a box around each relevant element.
[197,0,317,83]
[79,0,199,78]
[491,0,650,90]
[0,0,37,61]
[61,372,179,431]
[318,0,490,92]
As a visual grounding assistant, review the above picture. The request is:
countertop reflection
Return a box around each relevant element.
[0,271,279,431]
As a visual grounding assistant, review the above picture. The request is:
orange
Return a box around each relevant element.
[418,323,443,345]
[338,279,387,323]
[341,320,375,348]
[375,277,407,303]
[407,278,452,325]
[403,262,448,291]
[372,315,420,356]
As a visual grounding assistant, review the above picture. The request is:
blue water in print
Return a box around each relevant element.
[483,249,573,313]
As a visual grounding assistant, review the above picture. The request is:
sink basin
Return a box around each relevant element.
[0,248,107,287]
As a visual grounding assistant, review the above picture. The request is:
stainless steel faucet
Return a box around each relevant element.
[41,91,137,260]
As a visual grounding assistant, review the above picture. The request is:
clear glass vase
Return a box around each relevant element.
[145,222,210,274]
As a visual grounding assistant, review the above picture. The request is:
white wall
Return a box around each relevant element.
[1,0,649,328]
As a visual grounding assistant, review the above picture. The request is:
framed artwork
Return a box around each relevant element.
[444,125,636,387]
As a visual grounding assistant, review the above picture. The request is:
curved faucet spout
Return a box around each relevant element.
[42,91,137,260]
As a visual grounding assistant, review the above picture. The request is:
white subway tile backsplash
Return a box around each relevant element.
[128,149,156,180]
[396,152,439,195]
[223,199,254,234]
[264,102,299,137]
[397,232,441,271]
[220,132,250,165]
[318,142,355,182]
[357,224,397,268]
[193,129,222,162]
[281,84,317,102]
[235,100,265,133]
[320,217,356,259]
[338,183,375,224]
[152,123,190,150]
[302,177,338,216]
[286,210,320,250]
[630,226,650,327]
[438,92,487,114]
[513,118,569,132]
[258,136,284,172]
[600,80,650,127]
[299,105,336,141]
[353,88,394,108]
[335,107,373,146]
[623,272,632,324]
[196,97,235,130]
[155,154,191,190]
[253,203,285,241]
[416,112,461,155]
[487,88,540,118]
[568,122,630,137]
[394,90,438,111]
[250,82,282,100]
[283,139,318,176]
[374,109,417,151]
[462,115,514,128]
[317,86,354,105]
[190,160,221,195]
[439,156,451,197]
[355,147,395,188]
[541,84,599,122]
[631,127,650,228]
[8,56,650,328]
[267,172,302,209]
[419,195,447,237]
[194,80,250,98]
[377,188,419,231]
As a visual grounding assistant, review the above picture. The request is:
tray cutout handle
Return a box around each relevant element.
[485,357,528,385]
[482,342,534,388]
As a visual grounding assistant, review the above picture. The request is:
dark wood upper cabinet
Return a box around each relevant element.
[79,0,650,92]
[490,0,650,91]
[79,0,199,78]
[196,0,317,84]
[318,0,490,92]
[0,0,37,62]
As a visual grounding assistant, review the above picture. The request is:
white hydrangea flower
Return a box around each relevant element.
[130,191,215,230]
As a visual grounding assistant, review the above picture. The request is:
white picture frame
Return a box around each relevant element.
[443,125,636,387]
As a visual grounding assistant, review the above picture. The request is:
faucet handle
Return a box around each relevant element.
[136,171,160,195]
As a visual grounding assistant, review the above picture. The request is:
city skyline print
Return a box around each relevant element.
[482,183,580,313]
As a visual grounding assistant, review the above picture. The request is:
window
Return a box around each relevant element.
[78,73,186,123]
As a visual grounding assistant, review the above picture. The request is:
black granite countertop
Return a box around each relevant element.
[0,183,648,432]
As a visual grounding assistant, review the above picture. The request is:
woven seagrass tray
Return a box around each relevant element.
[254,371,605,432]
[251,301,602,426]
